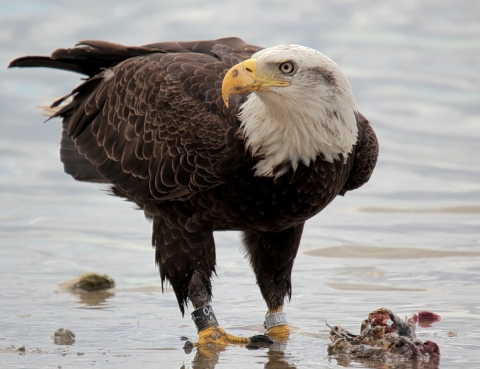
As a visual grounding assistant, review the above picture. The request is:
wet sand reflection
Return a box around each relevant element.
[183,342,296,369]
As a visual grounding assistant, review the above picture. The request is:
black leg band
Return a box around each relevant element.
[191,305,218,332]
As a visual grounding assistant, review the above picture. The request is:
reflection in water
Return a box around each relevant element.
[66,288,114,307]
[59,272,116,307]
[185,345,224,369]
[183,342,296,369]
[264,342,296,369]
[333,356,440,369]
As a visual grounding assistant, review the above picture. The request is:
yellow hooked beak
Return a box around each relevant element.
[222,59,290,107]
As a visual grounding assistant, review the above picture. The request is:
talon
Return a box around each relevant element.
[246,342,263,350]
[250,334,274,343]
[246,334,274,349]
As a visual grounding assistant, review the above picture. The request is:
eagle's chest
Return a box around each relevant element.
[206,156,353,232]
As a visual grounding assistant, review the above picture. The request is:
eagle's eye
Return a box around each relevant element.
[279,61,295,75]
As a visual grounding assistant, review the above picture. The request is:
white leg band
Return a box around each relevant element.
[264,312,287,330]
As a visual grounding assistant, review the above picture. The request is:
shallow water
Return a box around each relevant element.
[1,0,479,368]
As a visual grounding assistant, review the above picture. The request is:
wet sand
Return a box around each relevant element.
[0,233,479,368]
[305,245,480,259]
[358,206,480,214]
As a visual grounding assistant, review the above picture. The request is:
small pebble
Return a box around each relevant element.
[53,328,75,345]
[183,340,194,354]
[16,346,25,353]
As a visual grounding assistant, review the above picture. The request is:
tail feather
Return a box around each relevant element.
[8,40,165,77]
[8,37,255,77]
[8,56,90,75]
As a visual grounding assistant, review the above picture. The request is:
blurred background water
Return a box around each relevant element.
[1,0,479,368]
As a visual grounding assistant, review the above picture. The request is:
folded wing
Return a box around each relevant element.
[9,38,263,202]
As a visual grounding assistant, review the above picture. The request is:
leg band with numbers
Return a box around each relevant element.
[191,305,219,332]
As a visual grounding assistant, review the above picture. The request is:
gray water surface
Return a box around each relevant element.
[1,1,479,368]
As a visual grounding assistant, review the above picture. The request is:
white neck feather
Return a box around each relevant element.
[239,90,358,178]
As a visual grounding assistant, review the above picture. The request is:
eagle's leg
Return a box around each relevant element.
[152,214,272,348]
[242,222,305,340]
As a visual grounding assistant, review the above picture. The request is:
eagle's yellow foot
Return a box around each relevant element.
[266,324,290,341]
[263,309,290,341]
[184,326,273,354]
[196,326,250,346]
[185,305,272,352]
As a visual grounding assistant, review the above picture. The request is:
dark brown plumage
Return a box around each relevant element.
[9,37,378,322]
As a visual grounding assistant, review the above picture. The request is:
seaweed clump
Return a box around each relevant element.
[62,272,115,291]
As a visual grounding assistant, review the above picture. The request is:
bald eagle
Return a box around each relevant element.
[9,37,378,347]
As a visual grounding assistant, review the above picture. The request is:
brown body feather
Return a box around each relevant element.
[9,37,378,315]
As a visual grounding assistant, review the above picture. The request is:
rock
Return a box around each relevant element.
[61,272,114,291]
[16,346,25,354]
[53,328,75,345]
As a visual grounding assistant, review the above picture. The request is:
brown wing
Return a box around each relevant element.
[10,38,263,203]
[340,112,379,195]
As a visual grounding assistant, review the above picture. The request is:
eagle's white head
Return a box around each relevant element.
[222,44,358,178]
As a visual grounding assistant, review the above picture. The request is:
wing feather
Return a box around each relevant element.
[339,113,379,195]
[38,38,262,202]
